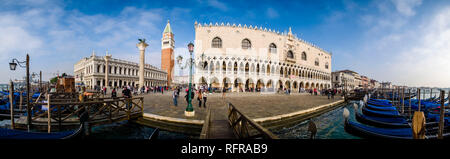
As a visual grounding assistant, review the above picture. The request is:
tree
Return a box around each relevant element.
[49,73,68,84]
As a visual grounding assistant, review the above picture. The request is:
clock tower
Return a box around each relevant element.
[161,20,174,86]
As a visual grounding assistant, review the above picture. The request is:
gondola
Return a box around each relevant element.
[355,110,410,128]
[362,106,403,118]
[0,123,84,139]
[344,108,450,139]
[343,108,412,139]
[367,100,393,107]
[365,104,397,111]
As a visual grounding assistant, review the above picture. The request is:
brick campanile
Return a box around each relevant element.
[161,20,174,86]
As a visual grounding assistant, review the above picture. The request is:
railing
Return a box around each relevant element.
[227,102,278,139]
[30,95,144,132]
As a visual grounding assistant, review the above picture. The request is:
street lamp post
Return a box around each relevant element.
[177,43,206,117]
[9,54,31,131]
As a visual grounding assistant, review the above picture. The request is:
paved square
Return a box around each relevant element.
[141,91,343,120]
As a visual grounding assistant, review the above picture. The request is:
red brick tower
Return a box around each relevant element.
[161,20,174,86]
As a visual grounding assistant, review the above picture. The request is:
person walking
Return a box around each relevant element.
[202,90,208,108]
[222,87,226,99]
[184,88,195,104]
[173,89,178,106]
[111,88,117,98]
[197,89,203,107]
[330,89,337,99]
[327,89,331,99]
[122,87,132,110]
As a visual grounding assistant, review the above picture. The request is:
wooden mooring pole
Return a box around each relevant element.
[409,89,412,120]
[9,81,15,129]
[401,87,405,114]
[47,94,51,133]
[418,88,421,112]
[438,90,445,139]
[19,91,23,111]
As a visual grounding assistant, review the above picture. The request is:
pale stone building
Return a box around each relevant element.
[332,70,356,91]
[172,75,189,86]
[74,52,167,89]
[193,22,332,92]
[381,82,392,89]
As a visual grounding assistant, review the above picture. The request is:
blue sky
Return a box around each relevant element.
[1,0,449,87]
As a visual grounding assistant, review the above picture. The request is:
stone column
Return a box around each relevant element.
[104,54,111,89]
[137,41,149,89]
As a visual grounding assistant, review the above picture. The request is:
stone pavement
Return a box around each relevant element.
[141,91,342,120]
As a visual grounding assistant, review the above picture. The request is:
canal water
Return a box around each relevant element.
[1,91,446,139]
[85,121,197,139]
[274,101,360,139]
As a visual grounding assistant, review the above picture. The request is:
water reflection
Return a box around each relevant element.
[274,101,361,139]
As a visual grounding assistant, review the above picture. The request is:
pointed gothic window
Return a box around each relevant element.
[242,39,251,49]
[315,58,319,66]
[269,43,277,53]
[287,50,294,59]
[212,37,222,48]
[302,52,307,61]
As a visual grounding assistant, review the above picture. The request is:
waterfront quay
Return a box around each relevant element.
[135,91,344,135]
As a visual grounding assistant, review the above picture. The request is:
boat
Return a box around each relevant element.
[344,108,450,139]
[362,106,403,118]
[0,124,84,139]
[355,110,410,128]
[343,108,412,139]
[365,104,397,111]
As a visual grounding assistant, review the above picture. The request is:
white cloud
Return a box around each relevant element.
[206,0,228,11]
[362,6,450,87]
[0,1,179,83]
[391,0,423,16]
[388,7,450,87]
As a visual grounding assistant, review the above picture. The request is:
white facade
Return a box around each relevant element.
[74,53,167,89]
[332,71,355,91]
[193,22,332,92]
[173,75,189,85]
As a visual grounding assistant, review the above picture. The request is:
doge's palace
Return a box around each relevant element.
[193,22,332,92]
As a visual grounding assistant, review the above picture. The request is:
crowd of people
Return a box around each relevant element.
[171,85,210,108]
[83,84,343,110]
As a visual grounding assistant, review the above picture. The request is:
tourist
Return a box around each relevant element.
[197,89,203,107]
[122,87,132,110]
[222,87,226,99]
[332,89,336,99]
[184,89,195,104]
[173,89,178,106]
[111,88,117,98]
[314,88,317,95]
[202,90,208,108]
[327,89,331,99]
